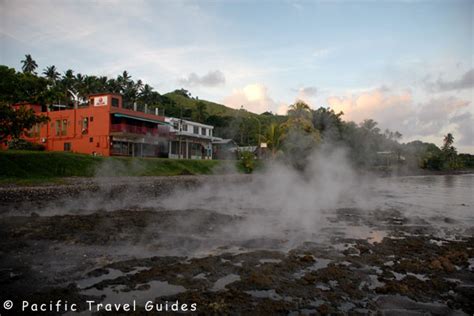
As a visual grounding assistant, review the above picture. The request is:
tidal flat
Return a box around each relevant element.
[1,174,473,315]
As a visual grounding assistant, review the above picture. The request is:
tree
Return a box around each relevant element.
[441,133,460,169]
[287,100,312,121]
[262,123,282,157]
[43,65,60,83]
[442,133,454,152]
[312,107,344,142]
[21,54,38,74]
[280,101,320,169]
[138,84,155,105]
[193,101,208,123]
[0,103,50,143]
[174,88,191,98]
[360,119,380,134]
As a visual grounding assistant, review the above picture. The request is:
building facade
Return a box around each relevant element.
[166,117,214,159]
[14,93,171,157]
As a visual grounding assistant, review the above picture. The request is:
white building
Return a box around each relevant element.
[165,117,214,159]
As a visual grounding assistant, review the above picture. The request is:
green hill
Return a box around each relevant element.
[162,91,287,145]
[164,91,241,117]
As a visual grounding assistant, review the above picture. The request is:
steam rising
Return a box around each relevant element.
[156,146,369,248]
[3,144,471,258]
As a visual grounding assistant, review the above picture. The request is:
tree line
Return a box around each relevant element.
[1,54,471,171]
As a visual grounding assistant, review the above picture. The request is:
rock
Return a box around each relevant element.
[439,257,455,273]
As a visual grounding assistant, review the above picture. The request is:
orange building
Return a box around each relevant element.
[14,93,171,157]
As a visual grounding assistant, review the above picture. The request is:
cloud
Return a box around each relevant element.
[222,83,278,114]
[290,86,318,106]
[312,48,332,58]
[426,69,474,92]
[410,96,473,145]
[327,87,473,150]
[298,86,318,97]
[178,70,226,87]
[327,87,414,132]
[449,112,473,146]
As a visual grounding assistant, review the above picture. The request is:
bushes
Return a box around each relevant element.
[237,151,256,173]
[8,139,45,151]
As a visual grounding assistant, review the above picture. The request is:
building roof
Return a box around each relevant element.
[239,146,257,152]
[165,117,214,129]
[212,138,238,145]
[113,113,171,125]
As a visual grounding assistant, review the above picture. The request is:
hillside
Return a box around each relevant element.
[164,92,242,117]
[162,91,287,145]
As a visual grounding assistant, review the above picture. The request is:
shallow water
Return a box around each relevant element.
[372,174,474,222]
[160,173,474,253]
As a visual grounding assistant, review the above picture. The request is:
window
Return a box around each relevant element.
[62,120,67,136]
[112,98,119,107]
[56,119,67,136]
[89,98,94,105]
[201,128,206,136]
[82,117,89,134]
[64,142,71,151]
[27,123,41,138]
[90,116,94,122]
[171,141,179,155]
[193,126,199,134]
[89,137,93,143]
[55,120,61,136]
[181,124,188,132]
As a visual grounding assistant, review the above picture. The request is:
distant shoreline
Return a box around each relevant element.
[368,166,474,178]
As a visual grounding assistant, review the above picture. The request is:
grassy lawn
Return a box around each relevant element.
[0,150,237,184]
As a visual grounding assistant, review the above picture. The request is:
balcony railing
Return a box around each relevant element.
[111,124,159,136]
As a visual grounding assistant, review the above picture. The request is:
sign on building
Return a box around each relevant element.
[94,96,108,106]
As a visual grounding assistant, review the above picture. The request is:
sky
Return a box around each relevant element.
[1,0,473,152]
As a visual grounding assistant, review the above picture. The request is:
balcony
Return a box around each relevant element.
[111,124,159,136]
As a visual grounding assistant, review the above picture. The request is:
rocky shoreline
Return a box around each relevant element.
[0,173,473,315]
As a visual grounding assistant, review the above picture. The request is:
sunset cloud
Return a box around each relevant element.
[327,87,473,151]
[222,84,277,114]
[327,87,414,129]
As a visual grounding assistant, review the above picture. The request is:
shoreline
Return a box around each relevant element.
[1,170,473,204]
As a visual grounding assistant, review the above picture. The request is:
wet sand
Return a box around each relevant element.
[0,174,473,315]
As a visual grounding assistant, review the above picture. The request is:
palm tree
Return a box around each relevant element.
[98,76,108,91]
[21,54,38,74]
[262,123,282,157]
[117,70,131,93]
[43,65,60,82]
[107,78,121,93]
[62,69,75,84]
[60,69,75,105]
[139,84,154,104]
[360,119,380,133]
[442,133,454,152]
[287,101,312,120]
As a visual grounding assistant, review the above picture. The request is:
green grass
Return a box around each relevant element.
[0,150,237,184]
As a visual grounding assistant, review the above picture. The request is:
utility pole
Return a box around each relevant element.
[251,116,261,156]
[178,119,182,159]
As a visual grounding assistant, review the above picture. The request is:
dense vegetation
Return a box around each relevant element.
[0,103,49,144]
[1,54,472,173]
